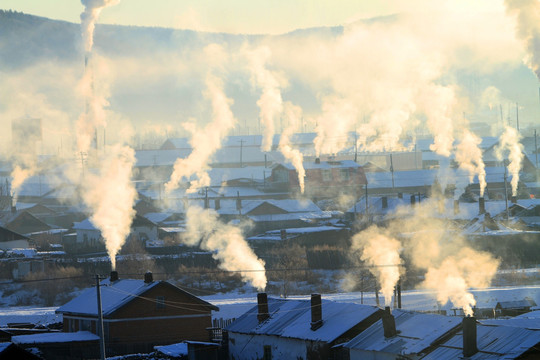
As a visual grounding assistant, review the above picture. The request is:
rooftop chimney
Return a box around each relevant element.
[215,198,221,210]
[511,195,517,204]
[454,200,460,215]
[382,196,388,209]
[462,316,478,357]
[315,157,321,164]
[110,271,118,282]
[257,293,269,323]
[478,197,485,214]
[410,195,416,206]
[280,229,287,240]
[310,294,323,330]
[144,271,153,283]
[382,307,397,338]
[398,193,403,199]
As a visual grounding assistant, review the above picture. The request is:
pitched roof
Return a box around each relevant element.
[56,278,218,317]
[343,309,461,356]
[225,297,379,343]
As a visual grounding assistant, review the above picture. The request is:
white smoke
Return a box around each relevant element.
[184,206,267,290]
[505,0,540,79]
[244,46,284,152]
[165,44,236,194]
[495,125,524,196]
[279,102,306,193]
[81,145,138,269]
[81,0,121,54]
[455,129,487,196]
[350,226,402,306]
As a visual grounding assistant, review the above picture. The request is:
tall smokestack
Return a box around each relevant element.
[463,316,478,357]
[478,197,485,214]
[382,306,397,338]
[310,293,323,330]
[257,293,270,323]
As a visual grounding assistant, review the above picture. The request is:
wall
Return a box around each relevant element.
[228,333,307,360]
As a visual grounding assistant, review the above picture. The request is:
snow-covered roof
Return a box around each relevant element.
[155,342,188,357]
[343,309,461,355]
[423,323,540,359]
[277,159,362,171]
[225,297,379,343]
[480,318,540,330]
[12,331,99,344]
[142,212,175,224]
[72,218,98,231]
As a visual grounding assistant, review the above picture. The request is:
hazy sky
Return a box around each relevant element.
[1,0,505,34]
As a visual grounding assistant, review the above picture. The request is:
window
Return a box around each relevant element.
[263,345,272,360]
[340,168,350,181]
[156,296,165,309]
[322,169,332,182]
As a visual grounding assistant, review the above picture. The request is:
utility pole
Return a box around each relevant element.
[504,160,509,220]
[96,275,106,360]
[239,140,245,168]
[516,102,520,132]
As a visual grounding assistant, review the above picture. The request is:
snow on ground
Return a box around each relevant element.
[1,285,539,326]
[0,306,61,326]
[205,285,540,320]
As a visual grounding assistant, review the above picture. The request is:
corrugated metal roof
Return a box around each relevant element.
[481,318,540,330]
[225,297,379,343]
[344,309,461,356]
[422,323,540,359]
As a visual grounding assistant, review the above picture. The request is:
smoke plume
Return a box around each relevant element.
[81,0,121,54]
[350,226,402,306]
[165,45,236,193]
[505,0,540,79]
[279,102,305,193]
[245,46,284,152]
[184,206,266,290]
[495,125,524,196]
[455,130,487,196]
[81,145,138,269]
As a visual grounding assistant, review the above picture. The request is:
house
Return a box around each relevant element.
[225,293,381,360]
[56,271,219,357]
[11,331,100,359]
[0,342,41,359]
[0,226,30,250]
[342,307,461,359]
[494,298,537,317]
[269,159,367,199]
[422,317,540,359]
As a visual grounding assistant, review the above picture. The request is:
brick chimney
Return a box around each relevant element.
[478,197,485,214]
[463,316,478,357]
[382,196,388,209]
[382,307,397,338]
[310,294,323,330]
[144,271,153,283]
[257,293,269,323]
[110,271,118,282]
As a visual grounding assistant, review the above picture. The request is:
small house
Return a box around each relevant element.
[56,271,219,357]
[225,293,381,360]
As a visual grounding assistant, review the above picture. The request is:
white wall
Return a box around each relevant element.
[228,333,307,360]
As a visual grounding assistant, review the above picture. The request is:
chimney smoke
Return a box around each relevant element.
[382,306,397,338]
[463,316,478,357]
[310,293,323,330]
[257,293,270,323]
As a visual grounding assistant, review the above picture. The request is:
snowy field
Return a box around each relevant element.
[0,285,539,326]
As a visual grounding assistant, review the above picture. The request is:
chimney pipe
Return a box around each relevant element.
[310,294,323,330]
[144,271,153,283]
[511,195,517,204]
[257,293,269,323]
[397,281,402,309]
[410,195,416,206]
[215,198,221,210]
[454,200,460,215]
[463,316,478,357]
[478,197,485,214]
[110,271,118,282]
[280,229,287,240]
[315,157,320,164]
[382,307,397,338]
[382,196,388,209]
[398,193,403,199]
